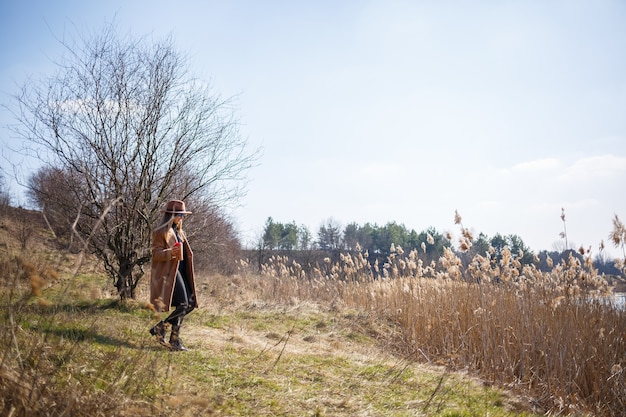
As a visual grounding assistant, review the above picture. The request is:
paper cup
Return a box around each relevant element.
[174,242,183,260]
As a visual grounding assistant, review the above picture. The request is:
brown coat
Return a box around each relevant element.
[149,222,197,312]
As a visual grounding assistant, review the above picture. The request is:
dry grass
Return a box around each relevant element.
[239,216,626,416]
[1,207,625,416]
[1,265,538,417]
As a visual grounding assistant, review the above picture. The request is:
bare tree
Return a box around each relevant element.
[10,23,257,299]
[27,166,78,246]
[0,173,10,212]
[184,198,241,275]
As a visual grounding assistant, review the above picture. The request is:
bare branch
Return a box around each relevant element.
[10,22,258,298]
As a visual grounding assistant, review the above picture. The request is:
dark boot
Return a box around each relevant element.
[169,325,188,351]
[149,321,170,349]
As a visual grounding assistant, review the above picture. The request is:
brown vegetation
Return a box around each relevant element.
[1,205,625,416]
[241,218,625,416]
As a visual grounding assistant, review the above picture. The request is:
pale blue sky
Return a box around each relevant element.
[1,0,625,257]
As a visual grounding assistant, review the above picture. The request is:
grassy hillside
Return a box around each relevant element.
[0,207,542,417]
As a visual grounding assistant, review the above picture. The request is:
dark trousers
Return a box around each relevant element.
[164,270,194,327]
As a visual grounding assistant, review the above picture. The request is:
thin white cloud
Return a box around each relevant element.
[512,158,561,172]
[558,155,626,183]
[499,157,560,176]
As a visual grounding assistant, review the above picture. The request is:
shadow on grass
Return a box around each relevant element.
[26,322,173,352]
[27,298,145,314]
[27,323,137,349]
[9,298,155,349]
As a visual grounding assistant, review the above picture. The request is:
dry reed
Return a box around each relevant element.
[240,214,626,416]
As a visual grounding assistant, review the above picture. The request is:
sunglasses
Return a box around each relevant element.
[175,213,185,218]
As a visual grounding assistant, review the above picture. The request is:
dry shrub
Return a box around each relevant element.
[0,335,160,417]
[0,291,163,417]
[185,204,242,276]
[0,363,119,417]
[385,279,626,415]
[0,248,160,417]
[0,255,61,300]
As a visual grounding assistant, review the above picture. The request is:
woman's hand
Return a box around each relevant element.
[172,242,182,260]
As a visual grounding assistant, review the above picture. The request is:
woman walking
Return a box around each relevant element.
[149,199,197,351]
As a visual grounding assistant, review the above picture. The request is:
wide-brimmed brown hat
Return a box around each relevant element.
[162,200,192,214]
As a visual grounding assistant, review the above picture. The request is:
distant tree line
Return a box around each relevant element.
[249,216,623,278]
[259,217,532,257]
[252,217,528,272]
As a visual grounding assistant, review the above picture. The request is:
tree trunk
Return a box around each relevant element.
[116,271,134,300]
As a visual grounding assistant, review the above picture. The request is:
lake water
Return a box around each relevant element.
[613,292,625,309]
[601,292,626,309]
